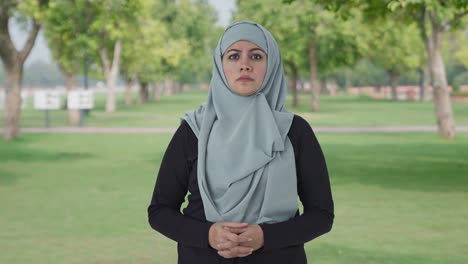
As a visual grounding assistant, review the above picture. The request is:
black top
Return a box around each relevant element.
[148,115,334,264]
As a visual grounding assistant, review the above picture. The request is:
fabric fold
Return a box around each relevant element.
[183,21,298,224]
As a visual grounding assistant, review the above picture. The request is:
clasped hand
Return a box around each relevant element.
[208,222,264,259]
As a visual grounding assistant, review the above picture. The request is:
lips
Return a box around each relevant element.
[237,75,254,82]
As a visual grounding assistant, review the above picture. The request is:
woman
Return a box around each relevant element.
[148,21,334,263]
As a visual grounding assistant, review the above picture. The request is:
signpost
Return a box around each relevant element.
[67,90,94,126]
[34,90,61,127]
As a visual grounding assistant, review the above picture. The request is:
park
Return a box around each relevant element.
[1,0,468,263]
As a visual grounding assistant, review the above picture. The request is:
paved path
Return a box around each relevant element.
[2,126,468,134]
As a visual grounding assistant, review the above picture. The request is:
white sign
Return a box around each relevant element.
[34,90,61,110]
[68,90,94,109]
[21,91,28,109]
[0,90,28,110]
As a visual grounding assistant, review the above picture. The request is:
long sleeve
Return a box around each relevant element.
[260,115,334,251]
[147,121,213,248]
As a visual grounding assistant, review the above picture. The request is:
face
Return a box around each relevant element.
[222,40,267,96]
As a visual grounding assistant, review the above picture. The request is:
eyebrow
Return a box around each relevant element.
[225,48,266,54]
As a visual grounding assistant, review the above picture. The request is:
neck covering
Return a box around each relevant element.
[183,21,298,224]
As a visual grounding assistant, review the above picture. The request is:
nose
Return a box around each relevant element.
[240,65,251,71]
[239,56,252,71]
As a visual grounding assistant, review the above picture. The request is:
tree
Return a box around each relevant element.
[44,0,91,125]
[120,0,190,105]
[86,0,142,112]
[289,0,467,138]
[237,0,365,111]
[366,19,423,100]
[388,0,467,138]
[0,0,49,140]
[170,0,221,85]
[151,0,221,93]
[236,0,308,107]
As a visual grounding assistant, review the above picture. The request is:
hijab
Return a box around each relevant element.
[183,21,298,224]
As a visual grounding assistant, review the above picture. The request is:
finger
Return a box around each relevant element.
[234,235,252,243]
[220,222,249,228]
[236,250,254,258]
[232,246,254,256]
[216,241,237,251]
[224,226,249,234]
[217,250,236,259]
[224,233,252,244]
[224,231,241,243]
[218,247,253,259]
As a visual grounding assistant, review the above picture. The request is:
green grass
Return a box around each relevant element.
[5,90,468,128]
[1,133,467,263]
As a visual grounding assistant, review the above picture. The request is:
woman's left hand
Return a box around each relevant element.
[225,224,264,252]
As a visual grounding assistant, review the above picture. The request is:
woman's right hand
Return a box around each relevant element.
[208,222,254,258]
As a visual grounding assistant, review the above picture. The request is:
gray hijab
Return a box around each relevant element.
[184,21,298,224]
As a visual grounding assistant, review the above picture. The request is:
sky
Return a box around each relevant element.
[9,0,235,66]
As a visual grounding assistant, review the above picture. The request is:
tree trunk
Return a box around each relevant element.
[124,81,133,107]
[418,65,430,102]
[389,70,399,101]
[139,82,149,104]
[430,29,456,138]
[320,78,327,95]
[64,72,80,126]
[99,39,122,113]
[152,82,161,102]
[0,13,41,140]
[164,79,174,96]
[124,74,137,107]
[418,8,456,138]
[3,65,23,140]
[424,11,456,139]
[309,41,320,112]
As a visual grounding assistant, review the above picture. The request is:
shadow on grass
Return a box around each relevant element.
[0,146,95,163]
[0,137,95,185]
[308,243,464,264]
[0,168,24,186]
[323,139,468,193]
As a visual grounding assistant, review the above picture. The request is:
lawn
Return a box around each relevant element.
[1,133,467,263]
[5,90,468,128]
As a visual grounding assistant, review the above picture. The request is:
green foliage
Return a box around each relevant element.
[43,0,144,80]
[235,0,309,77]
[120,0,189,83]
[119,0,221,84]
[452,71,468,91]
[452,24,468,68]
[348,59,388,86]
[163,0,222,83]
[236,0,366,80]
[17,0,50,23]
[314,8,367,75]
[44,0,89,74]
[366,19,424,79]
[386,0,468,29]
[81,0,143,77]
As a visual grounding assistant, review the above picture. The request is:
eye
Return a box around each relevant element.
[251,53,263,60]
[227,53,239,60]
